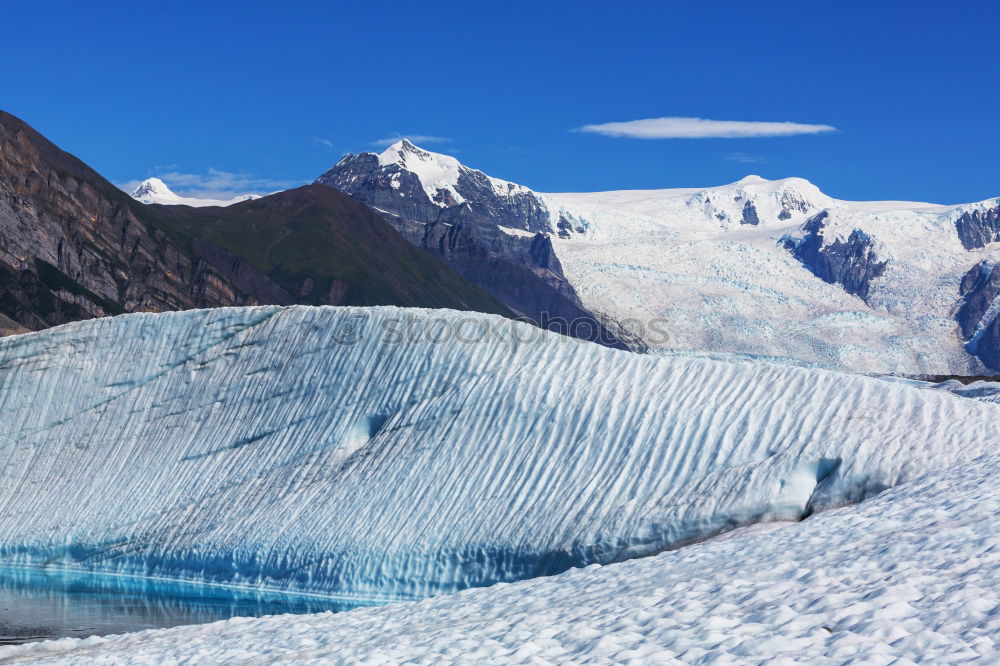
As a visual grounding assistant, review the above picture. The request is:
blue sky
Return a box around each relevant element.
[2,0,998,203]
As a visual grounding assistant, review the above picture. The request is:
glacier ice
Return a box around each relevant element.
[6,452,1000,663]
[0,305,997,601]
[545,184,1000,375]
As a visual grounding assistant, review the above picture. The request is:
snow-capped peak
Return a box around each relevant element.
[376,138,445,166]
[735,174,769,185]
[130,177,179,201]
[375,140,465,201]
[367,140,536,209]
[128,178,261,208]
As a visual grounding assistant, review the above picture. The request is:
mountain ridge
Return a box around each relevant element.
[318,141,1000,373]
[0,111,512,334]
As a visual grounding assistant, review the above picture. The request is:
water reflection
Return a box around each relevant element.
[0,566,370,644]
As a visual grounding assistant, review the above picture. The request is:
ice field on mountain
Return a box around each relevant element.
[543,180,1000,374]
[324,140,1000,374]
[4,452,999,664]
[0,306,997,603]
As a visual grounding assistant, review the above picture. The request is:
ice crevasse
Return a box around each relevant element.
[0,305,995,601]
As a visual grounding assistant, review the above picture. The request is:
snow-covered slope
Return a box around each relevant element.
[6,453,999,663]
[0,306,996,602]
[372,140,540,211]
[544,183,1000,374]
[327,139,547,225]
[317,141,1000,373]
[129,178,260,207]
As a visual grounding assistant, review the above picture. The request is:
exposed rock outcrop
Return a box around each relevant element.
[787,211,888,301]
[955,205,1000,250]
[741,200,760,225]
[957,260,1000,370]
[0,111,254,332]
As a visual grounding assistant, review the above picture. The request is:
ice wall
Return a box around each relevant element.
[0,306,996,600]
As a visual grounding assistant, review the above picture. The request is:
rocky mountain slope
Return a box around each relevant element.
[316,140,625,347]
[147,184,513,312]
[317,142,1000,374]
[0,112,510,334]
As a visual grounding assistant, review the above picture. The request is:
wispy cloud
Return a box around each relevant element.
[725,152,768,164]
[119,168,302,199]
[577,117,836,139]
[312,137,335,150]
[371,133,452,148]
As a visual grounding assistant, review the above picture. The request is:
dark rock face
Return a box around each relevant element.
[556,214,585,240]
[955,205,1000,250]
[0,111,264,332]
[316,142,626,348]
[741,200,760,225]
[0,113,512,334]
[956,260,1000,370]
[787,211,888,301]
[977,316,1000,370]
[454,168,553,233]
[957,261,999,337]
[189,239,297,307]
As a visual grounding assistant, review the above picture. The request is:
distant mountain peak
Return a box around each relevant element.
[376,139,460,173]
[131,178,178,200]
[128,178,261,207]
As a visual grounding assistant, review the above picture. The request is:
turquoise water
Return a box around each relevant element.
[0,566,370,644]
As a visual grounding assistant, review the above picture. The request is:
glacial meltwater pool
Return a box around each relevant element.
[0,566,370,645]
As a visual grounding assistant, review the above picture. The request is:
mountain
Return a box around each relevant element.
[0,305,994,601]
[0,111,510,333]
[146,185,514,312]
[546,183,1000,374]
[130,177,260,207]
[316,140,627,348]
[317,142,1000,374]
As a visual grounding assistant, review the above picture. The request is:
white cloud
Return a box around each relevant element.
[577,117,836,139]
[371,133,451,147]
[118,168,302,200]
[117,179,145,194]
[313,137,335,150]
[725,152,768,164]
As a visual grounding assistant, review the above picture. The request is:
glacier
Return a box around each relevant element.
[544,183,1000,374]
[0,306,997,602]
[5,453,999,663]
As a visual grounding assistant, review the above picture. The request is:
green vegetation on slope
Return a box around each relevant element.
[147,185,513,315]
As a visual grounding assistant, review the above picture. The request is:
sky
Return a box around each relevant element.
[1,0,998,204]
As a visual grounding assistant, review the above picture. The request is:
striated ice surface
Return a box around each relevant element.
[5,453,1000,663]
[0,306,997,602]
